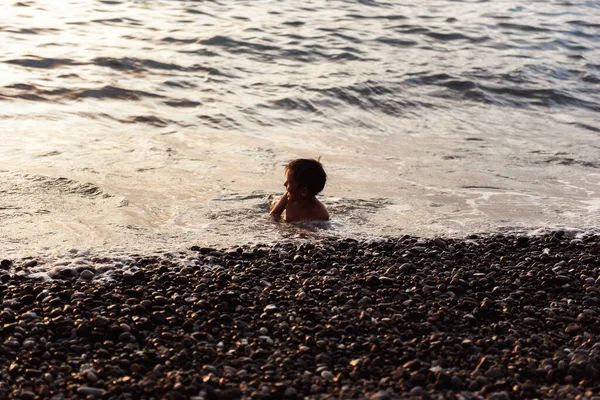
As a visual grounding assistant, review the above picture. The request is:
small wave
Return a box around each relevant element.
[547,38,591,52]
[0,84,167,103]
[95,57,193,72]
[178,48,221,58]
[162,37,198,44]
[573,122,600,133]
[22,175,111,198]
[33,151,62,158]
[424,32,489,43]
[75,86,164,100]
[212,192,267,202]
[282,21,305,27]
[280,49,316,62]
[346,13,407,20]
[185,9,216,17]
[163,80,198,88]
[6,83,35,90]
[129,115,170,127]
[480,85,598,110]
[355,0,393,7]
[6,57,79,69]
[441,80,477,91]
[330,32,362,44]
[268,97,320,113]
[496,22,551,32]
[200,35,279,52]
[402,72,598,111]
[305,80,427,115]
[92,17,142,26]
[542,157,599,169]
[93,57,228,76]
[197,114,240,130]
[376,37,418,47]
[5,28,48,35]
[394,26,430,34]
[163,100,202,108]
[329,52,363,61]
[567,20,600,28]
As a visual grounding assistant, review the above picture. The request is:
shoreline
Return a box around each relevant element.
[1,231,599,399]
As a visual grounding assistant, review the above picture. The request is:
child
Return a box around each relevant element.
[270,158,329,222]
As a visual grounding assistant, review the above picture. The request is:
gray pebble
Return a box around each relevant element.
[80,269,95,280]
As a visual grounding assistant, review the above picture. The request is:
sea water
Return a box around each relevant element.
[1,0,599,264]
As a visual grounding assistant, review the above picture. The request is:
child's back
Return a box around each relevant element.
[285,195,329,222]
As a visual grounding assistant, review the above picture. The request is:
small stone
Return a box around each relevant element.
[77,386,106,397]
[93,316,110,327]
[379,276,394,286]
[22,312,38,320]
[284,387,297,397]
[235,319,249,330]
[321,370,334,381]
[9,363,20,375]
[565,323,581,334]
[358,296,372,306]
[133,270,145,280]
[516,236,529,246]
[25,369,42,377]
[450,375,463,389]
[369,390,395,400]
[487,368,504,379]
[86,372,98,384]
[264,304,278,313]
[220,388,242,398]
[316,353,332,364]
[43,373,54,383]
[403,359,422,370]
[80,270,95,280]
[399,263,415,272]
[489,392,510,400]
[20,391,35,400]
[258,336,273,346]
[434,238,447,248]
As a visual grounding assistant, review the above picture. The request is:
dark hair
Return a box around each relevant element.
[285,158,327,196]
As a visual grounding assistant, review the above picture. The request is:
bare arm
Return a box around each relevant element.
[269,192,288,217]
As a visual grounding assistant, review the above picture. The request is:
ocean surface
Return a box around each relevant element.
[1,0,599,264]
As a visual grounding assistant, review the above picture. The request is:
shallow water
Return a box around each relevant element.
[1,0,599,260]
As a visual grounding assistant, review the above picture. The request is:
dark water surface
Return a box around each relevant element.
[1,0,599,260]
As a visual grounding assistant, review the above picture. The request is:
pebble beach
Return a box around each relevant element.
[2,231,599,399]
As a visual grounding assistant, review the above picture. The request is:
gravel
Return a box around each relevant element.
[0,231,599,399]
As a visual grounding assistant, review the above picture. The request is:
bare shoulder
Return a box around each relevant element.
[312,198,329,221]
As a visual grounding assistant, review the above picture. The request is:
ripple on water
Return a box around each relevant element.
[1,0,600,258]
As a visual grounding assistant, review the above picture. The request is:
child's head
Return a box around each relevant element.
[284,158,327,199]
